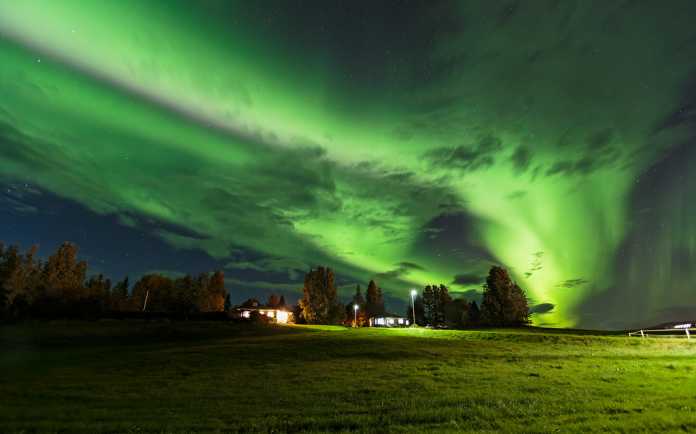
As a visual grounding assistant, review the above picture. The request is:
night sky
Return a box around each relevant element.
[1,1,696,329]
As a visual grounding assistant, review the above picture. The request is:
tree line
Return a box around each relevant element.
[294,265,529,328]
[1,240,529,327]
[0,242,229,319]
[411,266,529,327]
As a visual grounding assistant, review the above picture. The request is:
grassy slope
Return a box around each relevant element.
[1,321,696,433]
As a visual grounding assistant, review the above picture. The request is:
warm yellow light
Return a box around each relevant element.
[276,310,289,324]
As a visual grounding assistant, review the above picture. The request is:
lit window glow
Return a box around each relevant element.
[276,310,289,324]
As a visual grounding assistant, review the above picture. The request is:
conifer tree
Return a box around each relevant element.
[480,266,529,326]
[224,293,232,311]
[268,294,280,307]
[422,285,436,326]
[365,280,385,318]
[112,277,129,311]
[467,300,481,325]
[346,284,367,326]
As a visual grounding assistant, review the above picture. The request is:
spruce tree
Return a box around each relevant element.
[365,280,385,318]
[268,294,280,307]
[422,285,435,326]
[346,284,366,326]
[467,300,481,325]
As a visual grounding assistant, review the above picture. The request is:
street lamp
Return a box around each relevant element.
[353,304,359,327]
[410,289,417,326]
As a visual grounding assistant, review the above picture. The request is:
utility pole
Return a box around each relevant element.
[142,290,149,312]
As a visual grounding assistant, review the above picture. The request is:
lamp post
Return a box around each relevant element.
[410,289,417,326]
[353,304,359,327]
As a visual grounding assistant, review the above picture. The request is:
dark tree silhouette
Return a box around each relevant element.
[480,266,530,326]
[299,266,344,324]
[267,294,281,307]
[365,279,385,318]
[111,277,130,311]
[224,293,232,311]
[422,285,435,325]
[467,300,481,325]
[444,297,469,327]
[346,284,367,326]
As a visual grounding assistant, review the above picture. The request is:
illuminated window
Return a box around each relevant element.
[387,318,394,325]
[405,320,410,325]
[398,318,404,325]
[276,310,289,324]
[376,318,385,325]
[242,310,250,318]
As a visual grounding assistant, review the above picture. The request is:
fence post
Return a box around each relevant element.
[686,329,691,340]
[640,329,645,338]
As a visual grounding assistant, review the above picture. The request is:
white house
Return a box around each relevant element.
[369,315,410,328]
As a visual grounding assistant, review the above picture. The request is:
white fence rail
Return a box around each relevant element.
[628,328,695,339]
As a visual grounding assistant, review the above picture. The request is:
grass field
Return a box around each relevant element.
[2,321,696,433]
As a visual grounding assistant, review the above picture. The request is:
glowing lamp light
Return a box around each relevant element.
[354,304,359,310]
[276,310,289,324]
[410,289,417,297]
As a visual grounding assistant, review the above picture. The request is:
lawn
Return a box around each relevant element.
[1,321,696,433]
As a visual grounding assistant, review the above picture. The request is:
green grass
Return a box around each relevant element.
[2,321,696,433]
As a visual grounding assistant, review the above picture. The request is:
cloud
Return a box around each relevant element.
[450,289,481,303]
[424,134,503,172]
[506,190,527,200]
[225,257,309,281]
[510,145,531,174]
[452,273,482,286]
[523,251,544,278]
[546,129,622,177]
[556,278,589,289]
[375,261,426,281]
[530,303,555,314]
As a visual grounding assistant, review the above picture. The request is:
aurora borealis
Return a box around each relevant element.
[1,1,696,328]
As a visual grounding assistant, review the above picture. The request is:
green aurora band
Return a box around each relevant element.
[1,1,696,327]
